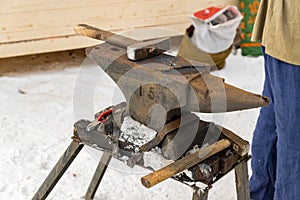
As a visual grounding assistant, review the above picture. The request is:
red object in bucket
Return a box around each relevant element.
[194,7,222,20]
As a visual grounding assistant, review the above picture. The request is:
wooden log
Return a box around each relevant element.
[140,139,231,188]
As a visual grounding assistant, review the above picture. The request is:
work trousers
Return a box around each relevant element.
[250,47,300,200]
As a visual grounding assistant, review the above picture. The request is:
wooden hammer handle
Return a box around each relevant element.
[141,139,231,188]
[74,24,137,48]
[74,24,115,41]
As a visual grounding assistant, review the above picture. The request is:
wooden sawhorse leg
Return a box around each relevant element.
[85,152,112,200]
[192,187,209,200]
[32,139,84,200]
[235,160,251,200]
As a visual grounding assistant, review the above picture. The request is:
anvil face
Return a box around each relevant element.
[87,42,269,130]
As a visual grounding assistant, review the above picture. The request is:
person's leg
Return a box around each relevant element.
[270,57,300,200]
[250,47,277,200]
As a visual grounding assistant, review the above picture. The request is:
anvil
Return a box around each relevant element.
[75,24,269,130]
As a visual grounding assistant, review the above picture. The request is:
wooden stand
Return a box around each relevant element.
[235,160,251,200]
[32,136,251,200]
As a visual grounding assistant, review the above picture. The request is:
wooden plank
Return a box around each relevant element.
[0,0,238,35]
[0,0,237,14]
[0,35,100,58]
[0,0,156,14]
[0,0,238,57]
[1,14,190,42]
[0,22,186,59]
[0,0,200,31]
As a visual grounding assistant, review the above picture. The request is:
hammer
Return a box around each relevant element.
[74,24,171,61]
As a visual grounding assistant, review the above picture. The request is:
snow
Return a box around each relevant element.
[119,116,174,170]
[120,116,157,147]
[0,50,265,200]
[143,148,174,171]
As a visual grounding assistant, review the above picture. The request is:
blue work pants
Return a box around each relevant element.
[250,47,300,200]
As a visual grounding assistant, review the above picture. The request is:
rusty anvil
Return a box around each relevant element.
[75,24,269,131]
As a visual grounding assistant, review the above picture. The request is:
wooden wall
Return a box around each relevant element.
[0,0,238,58]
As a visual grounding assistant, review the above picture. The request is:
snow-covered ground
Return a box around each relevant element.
[0,50,265,200]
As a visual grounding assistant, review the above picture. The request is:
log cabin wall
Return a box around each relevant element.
[0,0,238,58]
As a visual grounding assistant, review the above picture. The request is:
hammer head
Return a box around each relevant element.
[127,37,171,61]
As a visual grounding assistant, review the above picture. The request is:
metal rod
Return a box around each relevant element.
[32,140,84,200]
[85,152,112,200]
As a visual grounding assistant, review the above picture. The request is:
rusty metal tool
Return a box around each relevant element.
[74,24,170,61]
[139,113,199,152]
[126,113,198,167]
